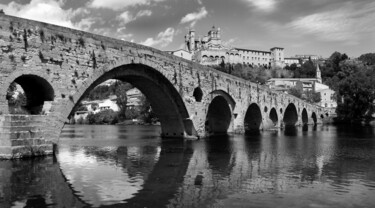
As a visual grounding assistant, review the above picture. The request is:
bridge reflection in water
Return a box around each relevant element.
[1,125,375,208]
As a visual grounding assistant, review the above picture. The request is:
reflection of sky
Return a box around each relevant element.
[171,126,375,208]
[58,148,145,207]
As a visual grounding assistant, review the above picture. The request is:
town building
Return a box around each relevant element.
[126,88,143,109]
[182,26,285,68]
[284,57,300,66]
[167,49,192,61]
[266,64,337,108]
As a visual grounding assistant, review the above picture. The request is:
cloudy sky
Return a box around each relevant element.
[1,0,374,57]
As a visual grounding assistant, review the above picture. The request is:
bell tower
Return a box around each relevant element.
[316,63,322,83]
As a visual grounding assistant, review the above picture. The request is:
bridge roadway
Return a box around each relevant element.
[0,14,327,158]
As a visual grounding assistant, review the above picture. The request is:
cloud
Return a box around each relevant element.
[117,10,153,26]
[0,0,76,28]
[288,1,375,44]
[75,18,96,31]
[222,38,237,47]
[89,0,164,11]
[180,7,208,27]
[118,11,134,25]
[136,10,152,18]
[242,0,277,12]
[141,27,175,48]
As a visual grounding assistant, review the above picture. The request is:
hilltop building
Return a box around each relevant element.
[182,26,285,68]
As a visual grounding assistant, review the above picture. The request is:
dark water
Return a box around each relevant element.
[1,124,375,208]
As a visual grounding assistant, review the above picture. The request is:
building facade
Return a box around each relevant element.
[183,26,285,68]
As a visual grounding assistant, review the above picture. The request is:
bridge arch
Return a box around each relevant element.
[244,103,262,132]
[63,63,192,138]
[283,103,298,126]
[269,107,278,126]
[301,108,308,125]
[311,112,317,124]
[205,90,235,135]
[6,74,54,115]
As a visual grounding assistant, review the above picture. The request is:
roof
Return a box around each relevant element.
[284,57,300,60]
[166,49,190,53]
[270,47,284,50]
[268,78,319,81]
[235,48,271,53]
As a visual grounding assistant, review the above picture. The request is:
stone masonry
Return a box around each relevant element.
[0,14,327,159]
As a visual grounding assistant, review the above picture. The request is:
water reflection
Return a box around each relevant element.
[1,124,375,208]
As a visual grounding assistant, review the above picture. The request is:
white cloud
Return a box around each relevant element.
[136,10,152,18]
[119,33,133,41]
[118,11,134,25]
[141,27,175,48]
[180,7,208,27]
[75,18,96,31]
[242,0,277,12]
[0,0,96,31]
[89,0,164,11]
[288,2,375,44]
[117,10,152,26]
[0,0,76,28]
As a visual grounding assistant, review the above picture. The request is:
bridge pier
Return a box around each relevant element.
[0,115,53,159]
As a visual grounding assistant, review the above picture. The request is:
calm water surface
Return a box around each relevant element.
[1,124,375,208]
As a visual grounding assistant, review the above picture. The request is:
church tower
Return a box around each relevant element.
[316,63,322,83]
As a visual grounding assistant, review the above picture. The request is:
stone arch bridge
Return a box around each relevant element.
[0,15,327,158]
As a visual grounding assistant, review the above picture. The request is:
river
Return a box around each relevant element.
[1,124,375,208]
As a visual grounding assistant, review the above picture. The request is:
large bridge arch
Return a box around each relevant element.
[283,103,298,126]
[204,90,235,135]
[60,63,193,138]
[244,103,262,132]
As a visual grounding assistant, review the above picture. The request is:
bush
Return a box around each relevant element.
[86,109,119,125]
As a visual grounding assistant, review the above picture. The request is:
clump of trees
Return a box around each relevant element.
[213,62,293,84]
[321,52,375,122]
[71,80,158,125]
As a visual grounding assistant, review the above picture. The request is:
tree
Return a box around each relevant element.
[359,53,375,66]
[86,109,119,124]
[288,86,303,99]
[138,95,158,123]
[304,90,321,103]
[114,81,131,121]
[336,66,375,122]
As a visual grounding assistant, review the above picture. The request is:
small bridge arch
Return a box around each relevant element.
[205,90,235,135]
[283,103,298,126]
[244,103,262,132]
[301,108,308,125]
[269,107,278,126]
